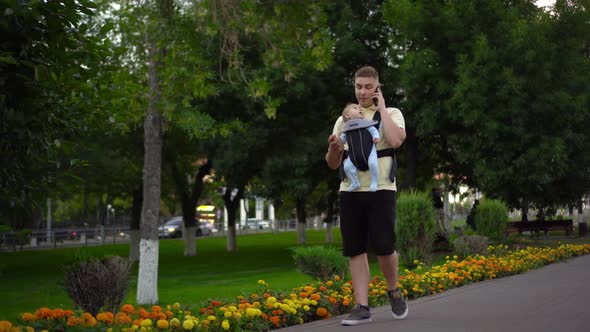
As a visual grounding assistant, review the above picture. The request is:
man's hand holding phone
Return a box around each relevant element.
[372,85,384,112]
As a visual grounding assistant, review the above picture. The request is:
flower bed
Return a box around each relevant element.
[2,244,589,332]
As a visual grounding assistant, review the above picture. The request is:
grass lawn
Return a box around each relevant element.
[0,229,389,320]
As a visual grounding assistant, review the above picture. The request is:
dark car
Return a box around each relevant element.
[158,217,217,238]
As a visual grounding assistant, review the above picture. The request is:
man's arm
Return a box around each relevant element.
[326,134,343,170]
[373,92,406,148]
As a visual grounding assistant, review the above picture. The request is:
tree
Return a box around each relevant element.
[0,0,113,229]
[383,0,590,216]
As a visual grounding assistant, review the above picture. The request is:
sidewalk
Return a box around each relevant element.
[278,254,590,332]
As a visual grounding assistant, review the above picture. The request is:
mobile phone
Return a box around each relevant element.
[372,86,380,106]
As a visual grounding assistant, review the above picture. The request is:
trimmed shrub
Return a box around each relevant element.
[396,190,437,269]
[291,246,348,281]
[474,199,508,242]
[63,256,133,315]
[452,235,489,259]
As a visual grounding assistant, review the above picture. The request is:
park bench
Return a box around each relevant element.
[506,219,574,238]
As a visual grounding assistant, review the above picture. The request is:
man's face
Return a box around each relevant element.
[355,76,379,108]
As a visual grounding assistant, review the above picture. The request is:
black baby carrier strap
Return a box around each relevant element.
[339,111,397,183]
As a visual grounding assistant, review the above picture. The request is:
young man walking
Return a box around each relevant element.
[326,66,408,325]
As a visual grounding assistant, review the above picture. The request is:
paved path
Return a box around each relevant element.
[278,254,590,332]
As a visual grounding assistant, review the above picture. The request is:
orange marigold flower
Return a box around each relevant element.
[316,307,328,317]
[270,315,280,327]
[262,313,268,320]
[319,286,327,292]
[329,297,338,305]
[115,313,132,325]
[121,304,135,314]
[310,294,321,301]
[263,293,271,299]
[97,312,114,324]
[157,319,169,329]
[21,313,35,322]
[138,308,150,319]
[211,300,221,307]
[0,320,12,331]
[36,307,52,319]
[67,316,81,327]
[165,310,174,319]
[334,275,341,281]
[151,305,162,313]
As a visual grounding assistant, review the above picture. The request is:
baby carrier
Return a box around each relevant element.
[339,111,397,183]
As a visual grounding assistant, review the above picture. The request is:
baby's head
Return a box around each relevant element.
[342,103,363,122]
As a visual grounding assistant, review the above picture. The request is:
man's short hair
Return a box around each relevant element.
[355,66,379,80]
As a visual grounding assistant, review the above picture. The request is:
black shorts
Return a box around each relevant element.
[339,190,396,257]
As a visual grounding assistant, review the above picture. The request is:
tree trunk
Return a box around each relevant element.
[400,126,417,190]
[129,186,143,261]
[296,198,306,245]
[325,190,336,244]
[137,36,164,305]
[521,199,529,222]
[223,186,243,252]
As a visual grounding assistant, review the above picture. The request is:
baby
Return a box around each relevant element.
[340,104,380,191]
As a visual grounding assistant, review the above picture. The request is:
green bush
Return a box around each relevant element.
[291,246,348,281]
[396,190,437,269]
[452,235,489,259]
[474,199,508,242]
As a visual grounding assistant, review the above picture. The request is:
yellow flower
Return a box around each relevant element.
[140,319,152,327]
[303,305,310,311]
[228,305,237,312]
[258,279,266,285]
[182,319,194,330]
[173,302,181,310]
[221,320,230,330]
[267,296,277,304]
[224,311,232,318]
[170,318,180,327]
[207,315,217,321]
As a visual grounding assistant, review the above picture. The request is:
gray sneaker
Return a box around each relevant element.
[341,304,372,326]
[388,288,408,319]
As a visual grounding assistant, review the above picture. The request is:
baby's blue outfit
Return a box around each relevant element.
[340,126,380,192]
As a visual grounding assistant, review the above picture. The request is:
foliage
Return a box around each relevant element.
[452,235,489,260]
[383,0,590,209]
[396,190,437,268]
[0,0,114,225]
[63,256,133,316]
[474,199,508,242]
[290,246,348,281]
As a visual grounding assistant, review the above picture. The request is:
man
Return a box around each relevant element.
[326,66,408,325]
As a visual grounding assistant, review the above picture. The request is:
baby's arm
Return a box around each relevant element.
[368,127,380,144]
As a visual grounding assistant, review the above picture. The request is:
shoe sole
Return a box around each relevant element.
[391,307,408,320]
[341,317,373,326]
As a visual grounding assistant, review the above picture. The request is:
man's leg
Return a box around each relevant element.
[377,251,398,290]
[379,251,408,319]
[350,253,371,305]
[341,252,373,326]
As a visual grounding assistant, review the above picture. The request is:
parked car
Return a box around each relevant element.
[242,219,271,230]
[158,217,217,238]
